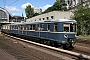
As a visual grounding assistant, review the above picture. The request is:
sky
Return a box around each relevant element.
[0,0,56,17]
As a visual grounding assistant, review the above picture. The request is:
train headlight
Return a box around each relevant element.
[64,34,68,38]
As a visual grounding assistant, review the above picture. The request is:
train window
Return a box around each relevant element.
[25,25,28,30]
[21,25,24,30]
[7,26,8,29]
[28,25,31,30]
[38,24,40,31]
[30,25,32,30]
[64,24,69,32]
[41,24,44,31]
[7,26,9,29]
[47,24,50,31]
[10,25,12,30]
[15,25,18,30]
[13,25,15,30]
[2,25,5,29]
[32,25,35,30]
[11,25,13,30]
[70,24,76,32]
[38,24,44,31]
[54,24,57,32]
[5,26,7,29]
[30,25,35,30]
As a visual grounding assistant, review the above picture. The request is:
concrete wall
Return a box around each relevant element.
[26,11,73,22]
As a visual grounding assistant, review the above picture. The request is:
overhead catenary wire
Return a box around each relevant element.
[8,0,18,6]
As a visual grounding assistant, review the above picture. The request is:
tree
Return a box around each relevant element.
[33,13,40,17]
[53,0,67,11]
[43,0,67,13]
[72,4,90,35]
[25,5,34,18]
[42,6,54,13]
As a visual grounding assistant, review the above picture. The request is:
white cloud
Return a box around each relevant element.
[21,2,34,9]
[21,2,52,12]
[40,4,52,12]
[5,6,20,12]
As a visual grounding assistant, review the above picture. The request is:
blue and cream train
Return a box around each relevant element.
[1,19,77,48]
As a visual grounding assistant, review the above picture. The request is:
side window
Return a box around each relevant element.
[38,24,43,31]
[47,23,50,31]
[30,25,32,30]
[15,25,18,30]
[5,26,6,29]
[54,23,57,32]
[38,24,40,31]
[70,24,76,32]
[25,25,28,30]
[18,25,20,30]
[21,25,24,30]
[30,25,35,30]
[2,25,5,29]
[32,25,35,30]
[64,24,69,32]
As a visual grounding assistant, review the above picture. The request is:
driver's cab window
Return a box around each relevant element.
[64,24,69,32]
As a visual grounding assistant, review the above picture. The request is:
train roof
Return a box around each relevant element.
[6,19,77,25]
[44,18,76,22]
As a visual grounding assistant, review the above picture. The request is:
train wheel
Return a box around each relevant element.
[63,44,74,50]
[69,44,74,50]
[47,41,51,46]
[51,41,55,47]
[40,40,44,44]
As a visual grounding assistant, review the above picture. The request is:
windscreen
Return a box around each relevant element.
[64,24,76,32]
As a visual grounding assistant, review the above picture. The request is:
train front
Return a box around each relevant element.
[63,20,77,48]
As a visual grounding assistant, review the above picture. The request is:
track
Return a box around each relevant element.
[73,43,90,56]
[1,33,90,60]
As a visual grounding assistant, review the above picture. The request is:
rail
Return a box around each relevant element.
[3,33,90,60]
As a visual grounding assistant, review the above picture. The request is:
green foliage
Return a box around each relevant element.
[77,35,90,41]
[25,5,41,18]
[0,34,4,37]
[72,4,90,35]
[25,5,34,18]
[43,0,67,13]
[25,0,68,17]
[53,0,67,11]
[33,13,40,17]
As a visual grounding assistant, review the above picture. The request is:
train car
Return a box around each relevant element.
[1,19,77,48]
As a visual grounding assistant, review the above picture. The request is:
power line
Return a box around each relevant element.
[8,0,18,6]
[3,0,6,8]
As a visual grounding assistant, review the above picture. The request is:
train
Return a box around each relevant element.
[1,18,77,49]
